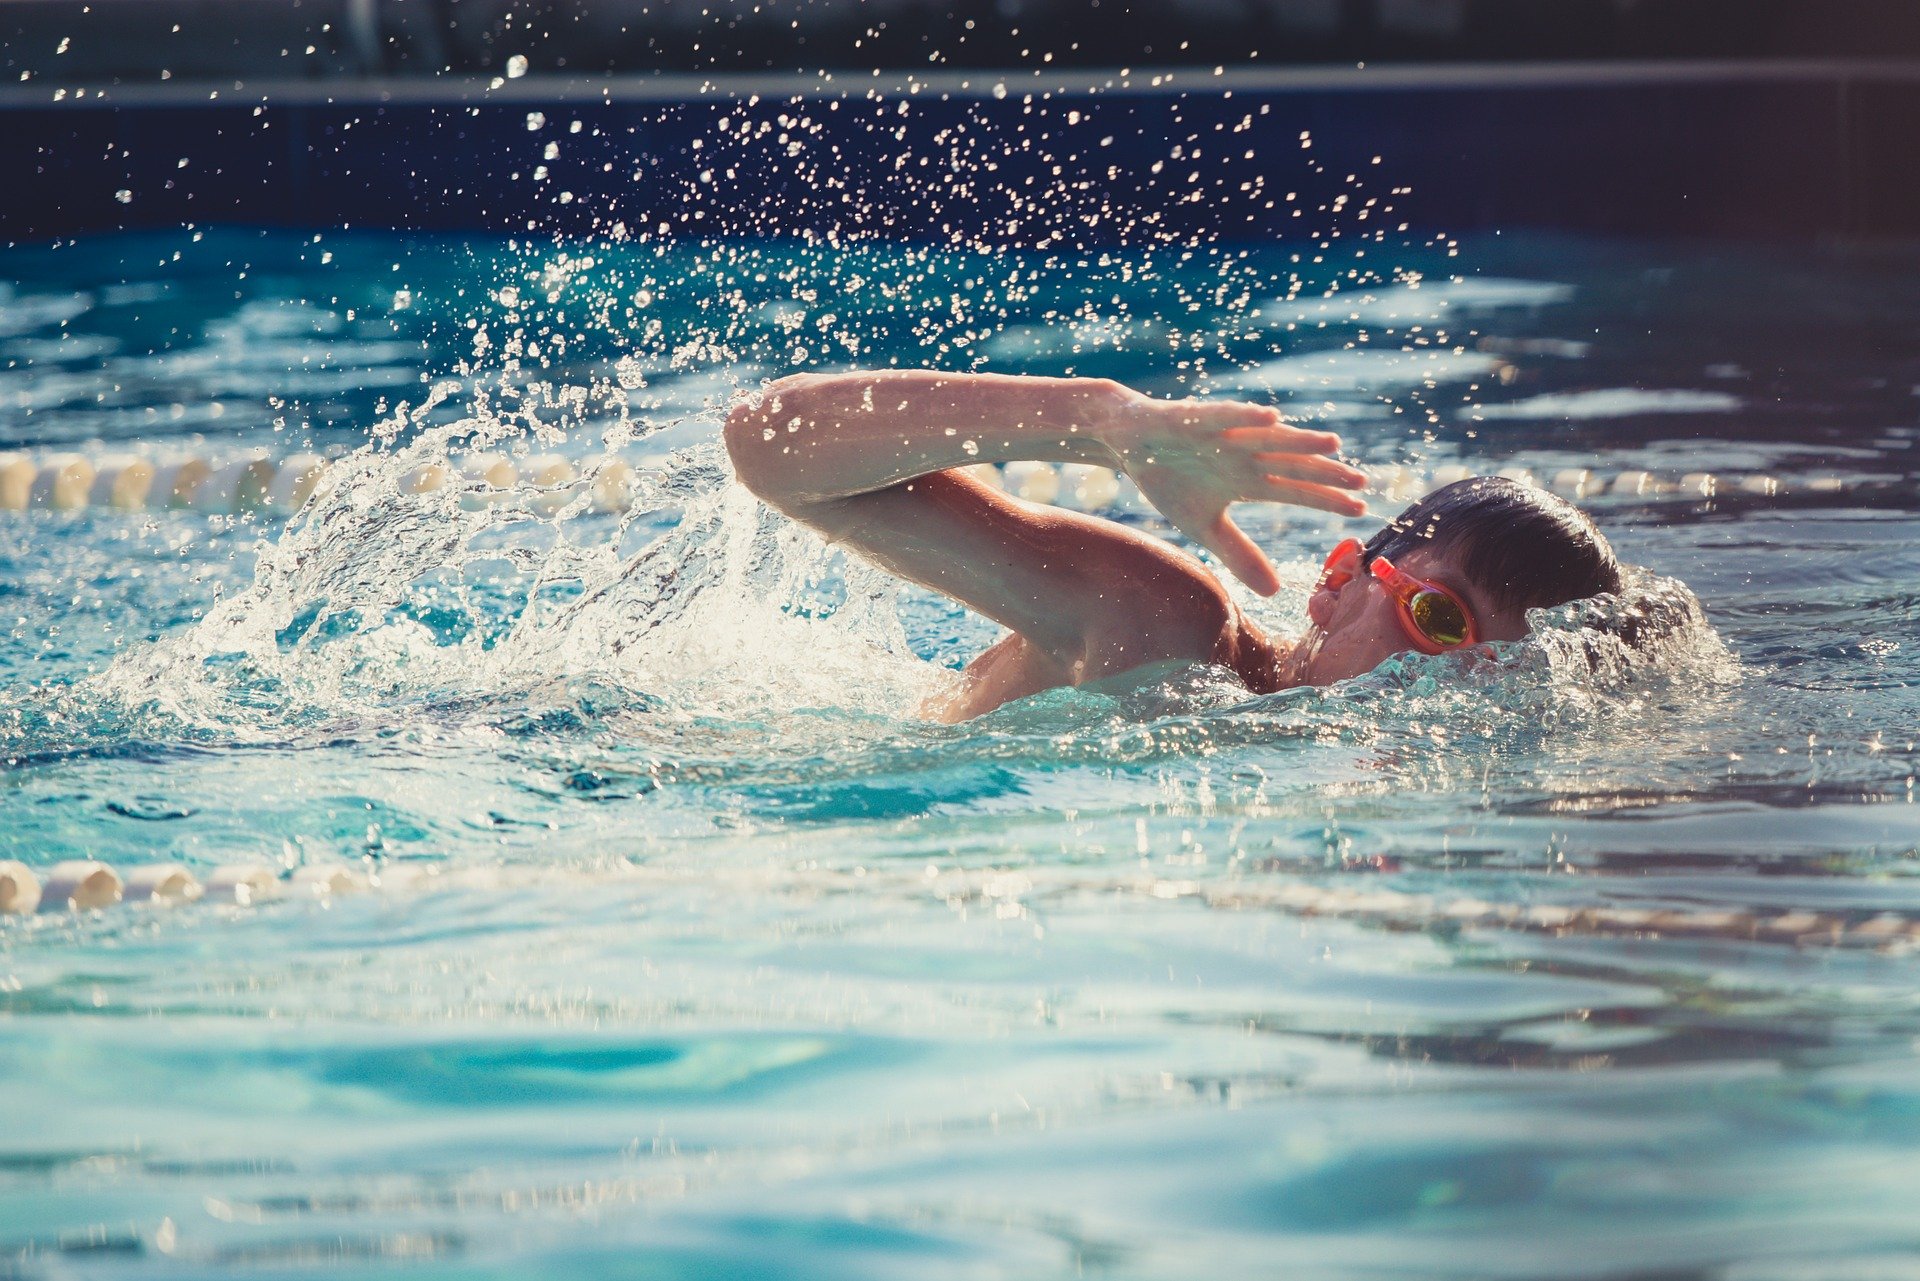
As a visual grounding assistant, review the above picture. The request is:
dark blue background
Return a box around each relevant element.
[5,67,1915,244]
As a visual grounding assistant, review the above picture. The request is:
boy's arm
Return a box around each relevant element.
[723,370,1366,670]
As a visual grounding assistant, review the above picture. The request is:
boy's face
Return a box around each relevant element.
[1287,541,1535,686]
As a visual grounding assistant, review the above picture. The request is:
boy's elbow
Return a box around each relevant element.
[722,389,781,500]
[724,374,818,505]
[722,399,767,485]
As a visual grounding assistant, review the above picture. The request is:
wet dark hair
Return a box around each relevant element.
[1361,476,1623,615]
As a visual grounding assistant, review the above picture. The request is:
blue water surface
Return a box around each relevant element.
[1,225,1918,1279]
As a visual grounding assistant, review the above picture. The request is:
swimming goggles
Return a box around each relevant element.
[1316,538,1480,654]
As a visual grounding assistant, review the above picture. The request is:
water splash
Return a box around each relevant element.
[89,423,934,749]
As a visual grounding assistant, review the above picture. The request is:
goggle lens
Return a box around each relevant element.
[1369,555,1480,653]
[1407,589,1470,647]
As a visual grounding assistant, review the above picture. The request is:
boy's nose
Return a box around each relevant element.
[1306,584,1339,630]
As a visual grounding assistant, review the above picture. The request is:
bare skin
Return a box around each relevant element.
[723,371,1534,720]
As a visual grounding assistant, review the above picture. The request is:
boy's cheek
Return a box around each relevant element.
[1308,620,1403,685]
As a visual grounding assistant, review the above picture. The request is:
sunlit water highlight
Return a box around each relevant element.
[2,227,1918,1278]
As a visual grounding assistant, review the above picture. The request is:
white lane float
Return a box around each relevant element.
[88,456,158,510]
[522,454,578,514]
[958,462,1005,491]
[30,455,96,510]
[402,460,450,494]
[290,864,368,896]
[203,864,280,906]
[123,863,201,905]
[265,453,328,514]
[151,457,213,508]
[1611,469,1655,496]
[1059,463,1122,510]
[1551,468,1594,499]
[1002,460,1060,504]
[458,453,518,509]
[0,861,41,914]
[0,454,35,510]
[191,455,276,512]
[591,459,636,513]
[37,860,123,911]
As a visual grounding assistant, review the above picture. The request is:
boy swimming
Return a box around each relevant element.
[725,370,1622,720]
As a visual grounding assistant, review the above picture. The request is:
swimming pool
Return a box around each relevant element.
[2,224,1918,1278]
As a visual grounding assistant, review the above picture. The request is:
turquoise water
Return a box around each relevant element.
[2,227,1919,1278]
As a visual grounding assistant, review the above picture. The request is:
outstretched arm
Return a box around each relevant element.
[723,370,1366,672]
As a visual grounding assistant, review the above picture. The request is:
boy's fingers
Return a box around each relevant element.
[1253,453,1369,489]
[1207,512,1281,596]
[1261,474,1370,517]
[1223,424,1343,454]
[1187,400,1283,430]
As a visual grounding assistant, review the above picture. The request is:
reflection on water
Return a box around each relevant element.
[1,228,1918,1278]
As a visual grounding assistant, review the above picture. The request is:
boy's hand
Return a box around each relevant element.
[1099,390,1369,596]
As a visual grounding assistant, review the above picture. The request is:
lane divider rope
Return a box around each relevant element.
[0,448,1848,518]
[2,857,1914,952]
[1,857,431,913]
[1190,879,1917,951]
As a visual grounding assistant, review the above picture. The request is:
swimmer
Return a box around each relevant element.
[726,371,1622,720]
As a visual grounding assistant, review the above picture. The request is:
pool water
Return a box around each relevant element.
[2,225,1919,1279]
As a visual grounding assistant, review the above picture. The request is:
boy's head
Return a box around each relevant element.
[1289,476,1624,685]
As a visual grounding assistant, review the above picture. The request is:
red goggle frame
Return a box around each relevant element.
[1316,537,1479,655]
